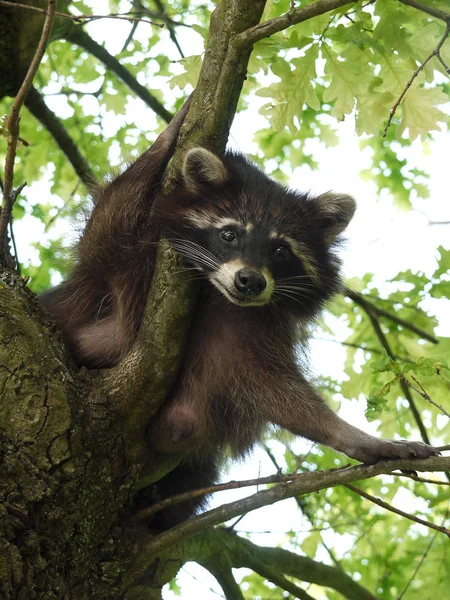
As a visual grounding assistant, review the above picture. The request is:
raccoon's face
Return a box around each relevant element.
[165,148,356,311]
[170,218,310,307]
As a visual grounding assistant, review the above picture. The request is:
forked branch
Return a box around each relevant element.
[142,456,450,558]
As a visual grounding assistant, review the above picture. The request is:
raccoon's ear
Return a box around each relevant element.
[182,148,229,195]
[315,192,356,245]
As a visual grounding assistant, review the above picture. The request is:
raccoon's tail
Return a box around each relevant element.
[137,454,219,530]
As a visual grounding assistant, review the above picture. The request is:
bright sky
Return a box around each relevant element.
[10,4,450,597]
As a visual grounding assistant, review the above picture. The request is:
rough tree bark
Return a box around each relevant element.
[0,1,269,597]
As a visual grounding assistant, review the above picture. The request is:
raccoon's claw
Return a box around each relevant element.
[355,439,439,464]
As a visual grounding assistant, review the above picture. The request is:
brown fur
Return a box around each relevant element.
[41,101,438,529]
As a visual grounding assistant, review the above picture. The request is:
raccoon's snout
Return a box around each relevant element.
[234,268,267,296]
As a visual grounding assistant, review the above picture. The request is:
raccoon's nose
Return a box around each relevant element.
[235,268,267,296]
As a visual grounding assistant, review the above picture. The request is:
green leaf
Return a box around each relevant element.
[169,55,203,90]
[432,246,450,279]
[370,350,393,373]
[257,45,320,132]
[398,86,449,141]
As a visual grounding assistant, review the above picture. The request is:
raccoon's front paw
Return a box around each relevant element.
[353,439,439,464]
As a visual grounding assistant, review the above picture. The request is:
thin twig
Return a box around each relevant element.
[345,288,439,344]
[0,127,30,147]
[136,470,301,519]
[249,555,316,600]
[353,298,432,446]
[0,0,56,264]
[9,218,21,276]
[151,0,184,58]
[402,375,450,418]
[142,456,450,557]
[397,529,438,599]
[0,1,164,27]
[121,20,139,52]
[383,23,450,137]
[436,444,450,452]
[345,483,450,538]
[64,27,173,123]
[390,472,450,486]
[436,53,450,75]
[25,86,96,189]
[265,445,344,569]
[235,0,355,48]
[44,180,81,233]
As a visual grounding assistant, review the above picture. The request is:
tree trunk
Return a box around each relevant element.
[0,1,267,597]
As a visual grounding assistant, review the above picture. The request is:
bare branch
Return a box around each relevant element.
[235,0,355,48]
[148,0,184,57]
[345,483,450,538]
[436,53,450,74]
[397,530,438,599]
[246,554,317,599]
[0,0,56,264]
[397,0,450,24]
[143,456,450,557]
[391,472,450,486]
[182,527,380,600]
[63,26,173,123]
[398,508,449,600]
[25,86,96,190]
[366,305,432,445]
[136,470,303,520]
[345,288,439,344]
[0,1,164,27]
[402,375,450,418]
[206,565,245,600]
[345,287,436,447]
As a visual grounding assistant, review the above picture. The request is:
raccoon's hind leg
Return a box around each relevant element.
[71,313,129,368]
[70,269,153,367]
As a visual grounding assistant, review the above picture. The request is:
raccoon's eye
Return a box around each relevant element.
[274,244,290,259]
[220,229,237,243]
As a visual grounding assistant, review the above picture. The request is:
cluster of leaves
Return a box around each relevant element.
[327,248,450,426]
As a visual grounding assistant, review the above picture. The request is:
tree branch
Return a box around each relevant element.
[391,472,450,486]
[235,0,355,47]
[0,1,165,27]
[142,456,450,557]
[206,565,245,600]
[345,483,450,538]
[0,0,56,264]
[62,25,173,123]
[345,288,439,344]
[402,374,450,418]
[25,86,96,190]
[397,525,440,599]
[97,241,197,462]
[95,0,267,471]
[182,528,379,600]
[360,297,432,445]
[244,555,317,600]
[345,287,434,446]
[136,470,301,520]
[150,0,184,58]
[397,0,450,24]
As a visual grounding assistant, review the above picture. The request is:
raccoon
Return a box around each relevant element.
[41,102,438,528]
